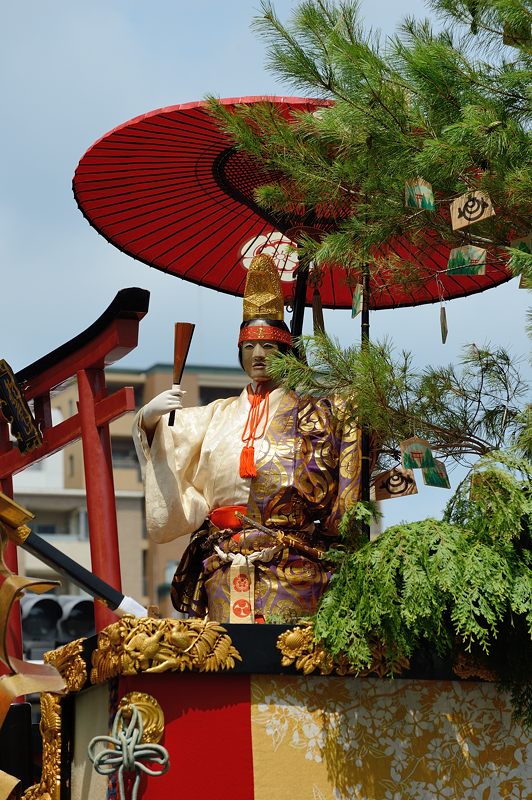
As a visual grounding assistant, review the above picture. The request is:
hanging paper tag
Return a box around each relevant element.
[440,306,448,344]
[510,235,532,288]
[422,458,450,489]
[447,245,486,275]
[510,233,532,254]
[372,467,417,500]
[400,436,435,470]
[351,283,363,318]
[229,563,255,624]
[450,191,495,230]
[405,177,434,210]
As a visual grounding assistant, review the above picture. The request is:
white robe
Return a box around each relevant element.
[133,386,284,543]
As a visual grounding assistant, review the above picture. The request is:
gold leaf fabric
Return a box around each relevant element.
[251,676,531,799]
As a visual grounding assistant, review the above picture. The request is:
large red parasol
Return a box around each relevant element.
[73,97,512,312]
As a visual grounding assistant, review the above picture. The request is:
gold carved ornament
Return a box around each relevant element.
[118,692,165,744]
[0,360,42,454]
[0,511,66,800]
[21,640,88,800]
[22,693,62,800]
[277,624,410,677]
[91,616,241,684]
[44,638,87,694]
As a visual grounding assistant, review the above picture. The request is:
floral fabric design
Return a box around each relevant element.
[250,676,531,800]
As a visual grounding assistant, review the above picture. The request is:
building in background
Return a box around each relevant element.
[14,362,247,650]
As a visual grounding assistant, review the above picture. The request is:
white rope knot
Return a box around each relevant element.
[88,704,169,800]
[213,543,282,565]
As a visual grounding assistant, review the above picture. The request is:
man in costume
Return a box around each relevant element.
[133,254,362,623]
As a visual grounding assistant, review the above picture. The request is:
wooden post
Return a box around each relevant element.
[77,368,121,630]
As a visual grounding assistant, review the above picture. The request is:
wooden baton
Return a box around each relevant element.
[168,322,195,426]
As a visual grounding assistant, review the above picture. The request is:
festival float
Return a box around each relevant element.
[0,95,529,800]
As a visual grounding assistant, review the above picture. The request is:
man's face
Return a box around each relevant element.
[240,340,280,382]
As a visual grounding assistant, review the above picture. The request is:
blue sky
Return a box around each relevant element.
[2,1,529,527]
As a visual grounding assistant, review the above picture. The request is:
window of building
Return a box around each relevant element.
[30,511,72,537]
[199,385,241,406]
[68,454,75,478]
[33,523,58,535]
[28,507,72,536]
[111,437,139,469]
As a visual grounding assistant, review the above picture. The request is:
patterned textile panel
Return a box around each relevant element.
[251,676,531,800]
[117,674,530,800]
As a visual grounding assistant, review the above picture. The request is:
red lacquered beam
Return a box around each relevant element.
[19,320,140,402]
[0,387,135,478]
[2,289,150,633]
[77,368,122,630]
[16,288,149,399]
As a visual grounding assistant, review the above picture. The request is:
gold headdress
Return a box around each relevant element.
[242,254,285,321]
[238,254,292,346]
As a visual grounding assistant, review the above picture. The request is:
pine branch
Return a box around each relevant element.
[267,335,527,466]
[207,1,531,282]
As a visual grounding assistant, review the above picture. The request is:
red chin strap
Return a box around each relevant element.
[238,325,292,346]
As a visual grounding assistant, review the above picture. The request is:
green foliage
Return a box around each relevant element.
[314,449,532,724]
[225,0,532,725]
[268,334,527,468]
[267,331,531,721]
[208,0,531,283]
[337,499,382,549]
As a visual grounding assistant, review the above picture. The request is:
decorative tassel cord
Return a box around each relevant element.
[240,385,270,478]
[88,705,169,800]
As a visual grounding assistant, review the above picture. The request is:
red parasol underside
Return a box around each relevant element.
[73,97,512,310]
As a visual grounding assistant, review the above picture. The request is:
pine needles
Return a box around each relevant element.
[267,334,527,469]
[210,0,532,726]
[207,0,531,280]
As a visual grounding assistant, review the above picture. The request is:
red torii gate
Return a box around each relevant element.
[0,288,149,651]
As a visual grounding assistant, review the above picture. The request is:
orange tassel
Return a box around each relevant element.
[239,445,257,478]
[240,384,269,479]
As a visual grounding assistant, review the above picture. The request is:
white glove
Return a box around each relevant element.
[142,385,186,431]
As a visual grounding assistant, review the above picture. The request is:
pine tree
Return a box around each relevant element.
[208,0,532,722]
[266,336,528,470]
[208,0,531,285]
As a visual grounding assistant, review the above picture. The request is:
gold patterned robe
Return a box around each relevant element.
[133,387,361,621]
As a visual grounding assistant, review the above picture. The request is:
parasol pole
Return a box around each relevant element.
[360,263,371,540]
[289,222,321,340]
[290,263,308,339]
